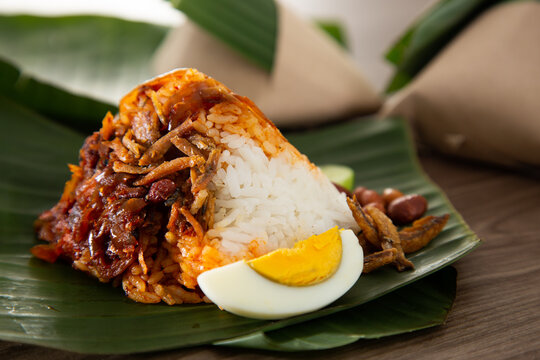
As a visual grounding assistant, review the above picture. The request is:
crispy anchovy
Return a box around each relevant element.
[356,233,369,252]
[192,149,221,193]
[171,136,203,157]
[122,130,145,158]
[190,189,209,215]
[204,193,216,230]
[363,248,398,273]
[148,89,168,126]
[364,206,414,272]
[347,196,380,247]
[400,214,450,253]
[108,138,136,164]
[113,161,155,174]
[180,207,204,241]
[188,133,216,151]
[134,156,204,186]
[138,118,194,166]
[167,200,182,233]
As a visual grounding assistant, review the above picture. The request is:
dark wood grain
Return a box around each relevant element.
[2,153,539,359]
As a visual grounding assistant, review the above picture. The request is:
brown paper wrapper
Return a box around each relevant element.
[153,3,381,127]
[383,1,540,168]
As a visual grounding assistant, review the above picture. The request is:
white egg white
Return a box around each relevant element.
[197,229,363,319]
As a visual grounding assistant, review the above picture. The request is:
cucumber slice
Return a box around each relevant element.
[319,164,355,191]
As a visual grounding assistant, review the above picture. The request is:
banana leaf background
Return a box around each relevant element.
[0,3,480,354]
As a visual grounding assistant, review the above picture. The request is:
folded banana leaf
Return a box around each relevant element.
[0,91,479,353]
[217,266,456,351]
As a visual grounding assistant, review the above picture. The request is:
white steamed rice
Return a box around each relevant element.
[208,132,359,255]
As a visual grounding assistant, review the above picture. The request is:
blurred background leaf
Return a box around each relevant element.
[316,20,348,49]
[384,0,534,93]
[170,0,277,72]
[0,57,114,132]
[0,14,167,108]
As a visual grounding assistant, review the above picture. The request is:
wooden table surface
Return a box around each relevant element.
[2,152,539,360]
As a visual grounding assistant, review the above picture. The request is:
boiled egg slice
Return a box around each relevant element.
[197,227,363,319]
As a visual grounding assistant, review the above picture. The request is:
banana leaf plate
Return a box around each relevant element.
[0,97,479,353]
[0,11,480,355]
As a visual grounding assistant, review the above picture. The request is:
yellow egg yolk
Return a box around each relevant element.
[247,227,342,286]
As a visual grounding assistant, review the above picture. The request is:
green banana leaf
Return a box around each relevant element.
[171,0,277,72]
[0,8,342,107]
[0,90,479,353]
[316,21,348,49]
[217,266,456,350]
[384,0,535,93]
[0,57,115,133]
[0,14,167,114]
[0,9,344,122]
[172,0,346,70]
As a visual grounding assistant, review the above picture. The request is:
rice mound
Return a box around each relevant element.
[208,132,359,256]
[33,68,361,305]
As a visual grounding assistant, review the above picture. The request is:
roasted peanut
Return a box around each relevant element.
[360,189,382,206]
[353,186,367,200]
[382,188,404,206]
[387,194,428,225]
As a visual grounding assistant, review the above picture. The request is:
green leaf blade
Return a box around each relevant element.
[316,21,348,49]
[217,267,457,351]
[0,14,169,129]
[172,0,278,72]
[0,57,115,133]
[385,0,506,92]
